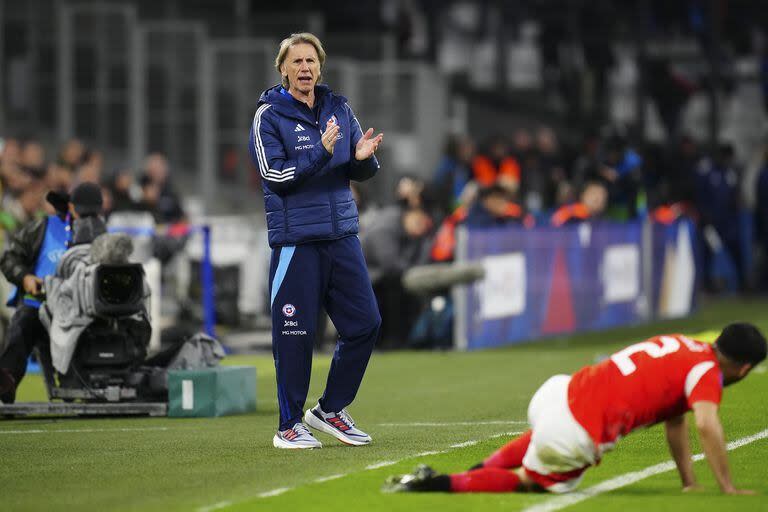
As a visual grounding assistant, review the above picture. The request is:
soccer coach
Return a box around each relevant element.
[248,33,383,449]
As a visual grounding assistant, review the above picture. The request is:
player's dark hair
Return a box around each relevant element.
[714,323,767,366]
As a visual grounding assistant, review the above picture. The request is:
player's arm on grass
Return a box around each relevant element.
[664,414,698,490]
[692,401,755,495]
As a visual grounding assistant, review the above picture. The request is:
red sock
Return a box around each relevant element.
[483,429,533,469]
[450,467,521,493]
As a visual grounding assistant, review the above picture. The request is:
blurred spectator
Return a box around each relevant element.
[351,182,380,234]
[1,138,20,169]
[76,149,104,184]
[472,135,521,193]
[19,140,45,174]
[430,204,469,263]
[46,161,74,195]
[520,126,568,213]
[756,151,768,289]
[363,205,433,283]
[536,127,568,204]
[395,174,424,208]
[1,143,32,197]
[432,134,474,214]
[1,179,47,231]
[660,135,700,207]
[600,133,643,220]
[570,132,602,196]
[361,205,434,345]
[511,128,533,160]
[138,173,162,222]
[695,143,746,290]
[143,152,185,223]
[57,139,85,171]
[551,180,608,227]
[106,168,140,215]
[465,183,531,228]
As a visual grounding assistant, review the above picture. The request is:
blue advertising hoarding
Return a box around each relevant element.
[454,219,697,350]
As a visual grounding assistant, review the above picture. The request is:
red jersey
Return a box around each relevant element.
[567,335,722,451]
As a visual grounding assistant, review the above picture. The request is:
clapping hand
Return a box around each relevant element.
[355,128,383,161]
[322,120,341,155]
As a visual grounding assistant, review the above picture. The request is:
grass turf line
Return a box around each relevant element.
[2,297,767,511]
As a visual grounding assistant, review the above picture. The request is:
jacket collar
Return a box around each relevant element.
[258,83,346,123]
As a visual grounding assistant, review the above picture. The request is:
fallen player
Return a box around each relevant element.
[384,323,765,495]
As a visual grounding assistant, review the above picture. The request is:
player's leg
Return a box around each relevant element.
[305,236,381,445]
[384,465,542,493]
[386,374,593,493]
[449,466,530,492]
[0,305,46,403]
[520,375,596,493]
[269,244,324,448]
[472,429,533,469]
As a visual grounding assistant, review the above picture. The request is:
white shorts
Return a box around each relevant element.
[521,374,597,493]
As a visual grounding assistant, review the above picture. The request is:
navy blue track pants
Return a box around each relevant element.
[269,235,381,431]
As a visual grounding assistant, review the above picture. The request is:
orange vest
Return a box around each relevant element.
[471,155,521,187]
[431,206,469,262]
[550,203,591,227]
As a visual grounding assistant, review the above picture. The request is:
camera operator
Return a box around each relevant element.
[0,182,104,403]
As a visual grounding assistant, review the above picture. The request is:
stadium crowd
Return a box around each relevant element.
[0,137,185,230]
[356,126,768,347]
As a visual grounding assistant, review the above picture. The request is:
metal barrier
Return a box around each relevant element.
[57,2,138,161]
[198,38,276,213]
[132,21,207,175]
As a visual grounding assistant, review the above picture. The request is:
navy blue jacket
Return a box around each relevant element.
[248,84,380,247]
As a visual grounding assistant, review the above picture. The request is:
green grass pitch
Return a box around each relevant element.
[2,298,767,511]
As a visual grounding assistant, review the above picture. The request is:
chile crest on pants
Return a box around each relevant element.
[282,303,296,317]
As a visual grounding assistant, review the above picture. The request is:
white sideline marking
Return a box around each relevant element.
[366,461,397,470]
[256,487,290,498]
[314,474,346,483]
[490,431,521,439]
[197,501,232,512]
[450,440,479,448]
[523,428,768,512]
[0,427,170,435]
[414,450,445,457]
[379,420,527,427]
[250,430,523,503]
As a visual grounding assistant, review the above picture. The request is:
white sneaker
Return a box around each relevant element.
[304,404,372,446]
[272,422,322,449]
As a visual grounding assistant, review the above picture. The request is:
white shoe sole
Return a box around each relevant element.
[304,409,371,446]
[272,434,322,449]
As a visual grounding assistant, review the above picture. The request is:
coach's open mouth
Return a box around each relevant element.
[298,76,312,85]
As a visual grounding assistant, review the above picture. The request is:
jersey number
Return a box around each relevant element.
[610,336,680,376]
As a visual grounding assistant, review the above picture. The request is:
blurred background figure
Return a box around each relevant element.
[362,202,434,347]
[551,181,608,227]
[472,135,521,195]
[465,184,529,228]
[143,153,185,224]
[432,134,475,215]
